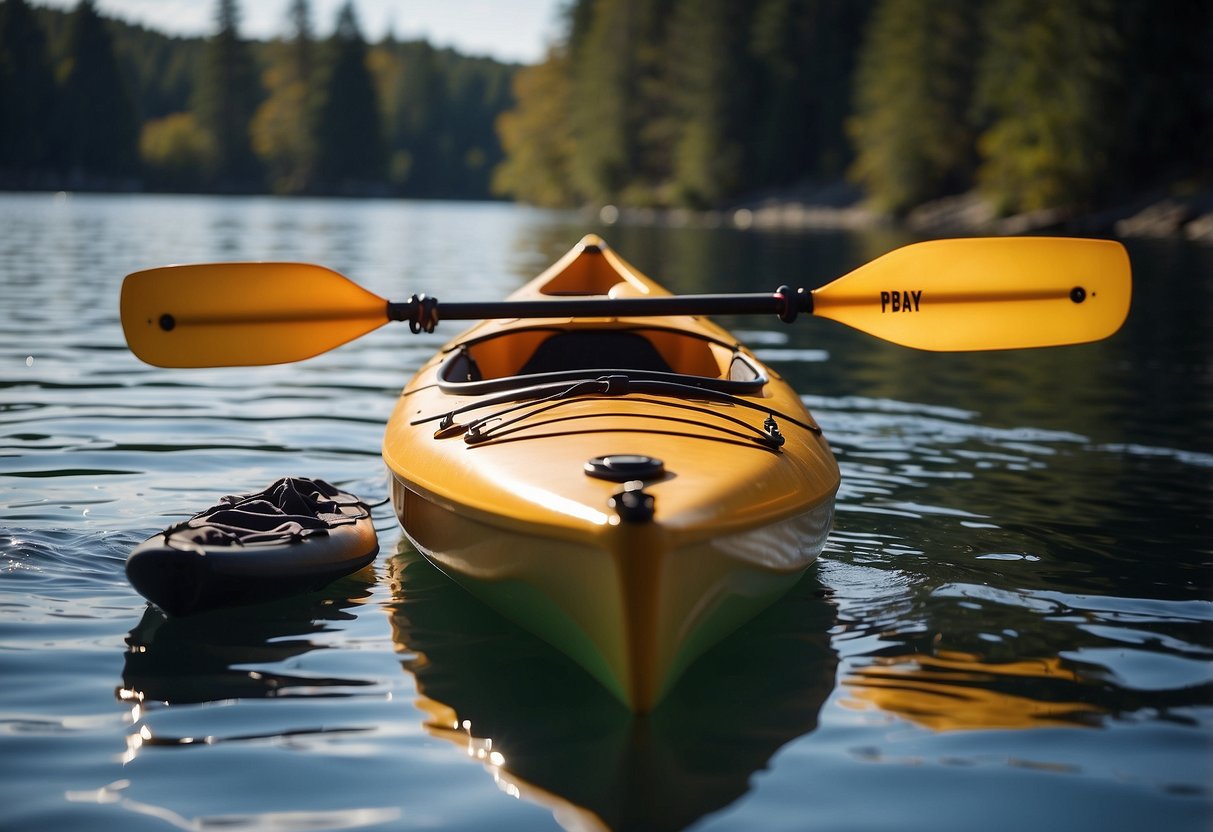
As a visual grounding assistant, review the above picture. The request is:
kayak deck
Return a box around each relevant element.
[384,236,839,711]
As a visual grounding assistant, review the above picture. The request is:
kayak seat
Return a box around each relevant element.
[519,332,675,375]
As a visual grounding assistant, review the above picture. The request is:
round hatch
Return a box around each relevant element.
[584,455,665,482]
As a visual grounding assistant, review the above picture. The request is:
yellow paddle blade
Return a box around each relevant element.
[121,262,390,367]
[811,237,1131,350]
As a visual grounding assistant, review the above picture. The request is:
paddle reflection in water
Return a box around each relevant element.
[385,545,837,831]
[833,578,1213,739]
[842,650,1107,731]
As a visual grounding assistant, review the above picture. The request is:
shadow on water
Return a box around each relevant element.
[384,545,838,832]
[119,568,377,707]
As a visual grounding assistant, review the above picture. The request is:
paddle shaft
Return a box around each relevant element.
[387,287,813,331]
[159,287,1083,329]
[386,285,1084,333]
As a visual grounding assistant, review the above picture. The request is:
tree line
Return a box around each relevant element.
[2,0,1209,215]
[494,0,1212,216]
[0,0,514,197]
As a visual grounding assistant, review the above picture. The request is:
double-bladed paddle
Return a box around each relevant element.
[121,236,1131,368]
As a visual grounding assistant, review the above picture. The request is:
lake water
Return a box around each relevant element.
[1,192,1210,831]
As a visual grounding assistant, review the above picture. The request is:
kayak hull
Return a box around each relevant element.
[393,475,833,710]
[384,236,839,711]
[127,526,378,617]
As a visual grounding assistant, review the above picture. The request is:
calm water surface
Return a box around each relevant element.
[1,193,1210,831]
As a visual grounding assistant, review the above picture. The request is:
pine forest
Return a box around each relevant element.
[0,0,1209,220]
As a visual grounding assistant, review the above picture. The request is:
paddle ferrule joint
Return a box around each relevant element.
[388,296,441,334]
[774,286,813,324]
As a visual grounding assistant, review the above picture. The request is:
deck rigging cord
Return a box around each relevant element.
[412,373,820,449]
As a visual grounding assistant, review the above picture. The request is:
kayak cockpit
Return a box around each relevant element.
[436,325,768,396]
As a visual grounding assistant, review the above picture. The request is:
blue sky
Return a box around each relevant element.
[32,0,565,64]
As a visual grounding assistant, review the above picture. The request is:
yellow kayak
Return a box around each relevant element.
[383,236,840,711]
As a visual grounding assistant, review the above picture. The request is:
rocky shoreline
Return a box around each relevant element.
[7,175,1210,244]
[900,189,1213,243]
[593,181,1213,244]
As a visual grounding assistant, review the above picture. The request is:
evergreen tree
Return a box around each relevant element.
[374,39,516,199]
[285,0,315,78]
[441,55,513,198]
[251,0,318,193]
[748,0,868,186]
[567,0,672,203]
[60,0,140,180]
[313,1,384,192]
[975,0,1123,213]
[1111,0,1212,190]
[110,18,205,121]
[0,0,59,175]
[492,48,576,205]
[389,40,444,194]
[666,0,752,207]
[848,0,983,214]
[567,0,633,201]
[194,0,260,188]
[628,0,677,200]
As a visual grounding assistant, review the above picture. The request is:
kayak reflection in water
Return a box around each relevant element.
[385,547,838,832]
[118,570,376,708]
